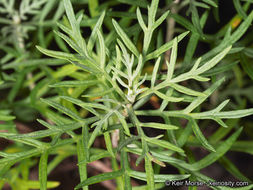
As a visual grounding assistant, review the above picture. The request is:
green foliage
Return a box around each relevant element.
[1,0,253,189]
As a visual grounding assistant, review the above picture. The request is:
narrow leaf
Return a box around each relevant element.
[88,11,106,51]
[202,11,253,60]
[128,170,190,182]
[190,119,215,152]
[240,53,253,80]
[167,38,178,80]
[151,57,161,88]
[112,19,139,57]
[41,98,83,121]
[117,0,148,8]
[36,46,75,60]
[60,96,109,111]
[183,77,225,113]
[190,4,203,36]
[63,0,78,34]
[75,170,124,189]
[82,88,114,97]
[0,114,15,121]
[104,132,115,158]
[39,151,49,190]
[233,0,247,20]
[97,30,106,68]
[145,31,189,61]
[191,128,243,170]
[154,91,184,102]
[115,111,131,136]
[153,10,170,30]
[196,46,232,75]
[140,122,178,130]
[170,83,205,97]
[136,8,147,31]
[202,0,217,7]
[50,80,98,88]
[214,108,253,119]
[54,30,83,55]
[144,137,184,153]
[118,136,141,151]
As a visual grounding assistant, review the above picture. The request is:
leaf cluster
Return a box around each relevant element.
[1,0,253,190]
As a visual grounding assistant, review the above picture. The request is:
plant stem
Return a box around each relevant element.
[119,130,132,190]
[164,1,179,62]
[12,14,35,90]
[127,105,155,189]
[111,157,124,190]
[76,126,89,190]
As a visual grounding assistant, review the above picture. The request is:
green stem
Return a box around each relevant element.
[127,105,144,136]
[112,157,124,190]
[76,126,89,190]
[127,105,155,189]
[119,130,132,190]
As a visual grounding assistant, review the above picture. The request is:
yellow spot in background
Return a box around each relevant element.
[140,84,145,89]
[5,146,22,153]
[89,96,102,101]
[150,95,159,103]
[68,88,73,95]
[80,109,89,117]
[230,16,242,29]
[150,95,160,109]
[143,65,154,74]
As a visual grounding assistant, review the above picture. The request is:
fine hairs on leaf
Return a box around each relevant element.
[1,0,253,189]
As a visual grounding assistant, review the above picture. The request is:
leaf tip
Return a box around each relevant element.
[36,45,42,51]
